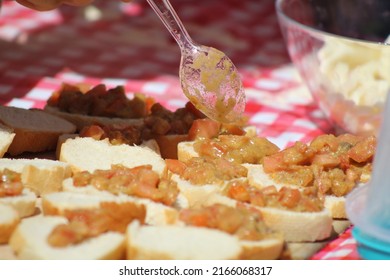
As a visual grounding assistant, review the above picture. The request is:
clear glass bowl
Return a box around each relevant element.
[276,0,390,136]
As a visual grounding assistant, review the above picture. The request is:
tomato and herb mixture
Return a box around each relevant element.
[179,203,275,241]
[73,164,179,206]
[48,202,146,247]
[262,134,375,198]
[0,169,23,197]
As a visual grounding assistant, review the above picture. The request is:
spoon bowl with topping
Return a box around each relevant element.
[146,0,246,123]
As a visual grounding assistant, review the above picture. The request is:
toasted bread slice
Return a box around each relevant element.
[126,220,283,260]
[59,137,166,174]
[0,106,76,156]
[204,193,332,242]
[170,174,223,209]
[245,164,350,219]
[43,188,180,226]
[0,158,72,196]
[9,215,125,259]
[55,133,161,160]
[0,188,37,218]
[0,204,20,244]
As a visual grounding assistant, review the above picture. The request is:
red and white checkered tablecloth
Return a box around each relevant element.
[0,0,360,260]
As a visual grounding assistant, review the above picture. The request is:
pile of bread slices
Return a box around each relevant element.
[0,83,375,260]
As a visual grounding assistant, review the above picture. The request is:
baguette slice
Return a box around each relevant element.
[0,158,72,196]
[170,174,222,209]
[44,105,144,132]
[59,137,166,174]
[204,193,332,242]
[0,106,77,156]
[42,191,117,215]
[245,164,350,219]
[0,188,37,218]
[126,221,283,260]
[0,124,15,158]
[0,204,20,244]
[56,133,161,160]
[43,188,180,226]
[126,221,241,260]
[9,215,125,260]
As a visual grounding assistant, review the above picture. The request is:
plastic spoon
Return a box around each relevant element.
[146,0,246,123]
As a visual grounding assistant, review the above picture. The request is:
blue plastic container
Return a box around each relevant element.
[352,227,390,260]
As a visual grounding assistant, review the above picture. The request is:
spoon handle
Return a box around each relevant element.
[146,0,194,50]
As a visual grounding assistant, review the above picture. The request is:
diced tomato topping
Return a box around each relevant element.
[262,153,286,173]
[187,119,221,140]
[165,159,187,175]
[79,125,105,140]
[227,183,250,202]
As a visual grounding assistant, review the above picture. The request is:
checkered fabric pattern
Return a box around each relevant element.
[311,227,361,260]
[0,0,359,259]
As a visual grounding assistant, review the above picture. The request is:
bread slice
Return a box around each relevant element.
[43,189,180,226]
[55,133,78,160]
[0,188,37,218]
[41,191,117,215]
[126,220,283,260]
[0,158,72,196]
[0,124,15,158]
[0,204,20,244]
[126,221,240,260]
[204,193,332,242]
[239,238,284,260]
[55,132,161,159]
[323,195,347,219]
[0,106,76,156]
[59,137,166,174]
[9,215,125,259]
[170,174,223,209]
[44,105,144,132]
[245,164,349,219]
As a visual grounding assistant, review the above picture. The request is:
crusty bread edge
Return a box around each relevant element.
[0,204,20,244]
[0,189,37,218]
[9,216,125,260]
[55,180,181,226]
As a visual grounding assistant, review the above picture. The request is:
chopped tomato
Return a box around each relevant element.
[79,125,105,140]
[179,209,210,227]
[278,187,301,209]
[165,159,187,175]
[0,169,24,197]
[311,153,340,168]
[227,182,250,202]
[187,119,221,140]
[262,153,286,173]
[219,124,245,136]
[347,135,376,163]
